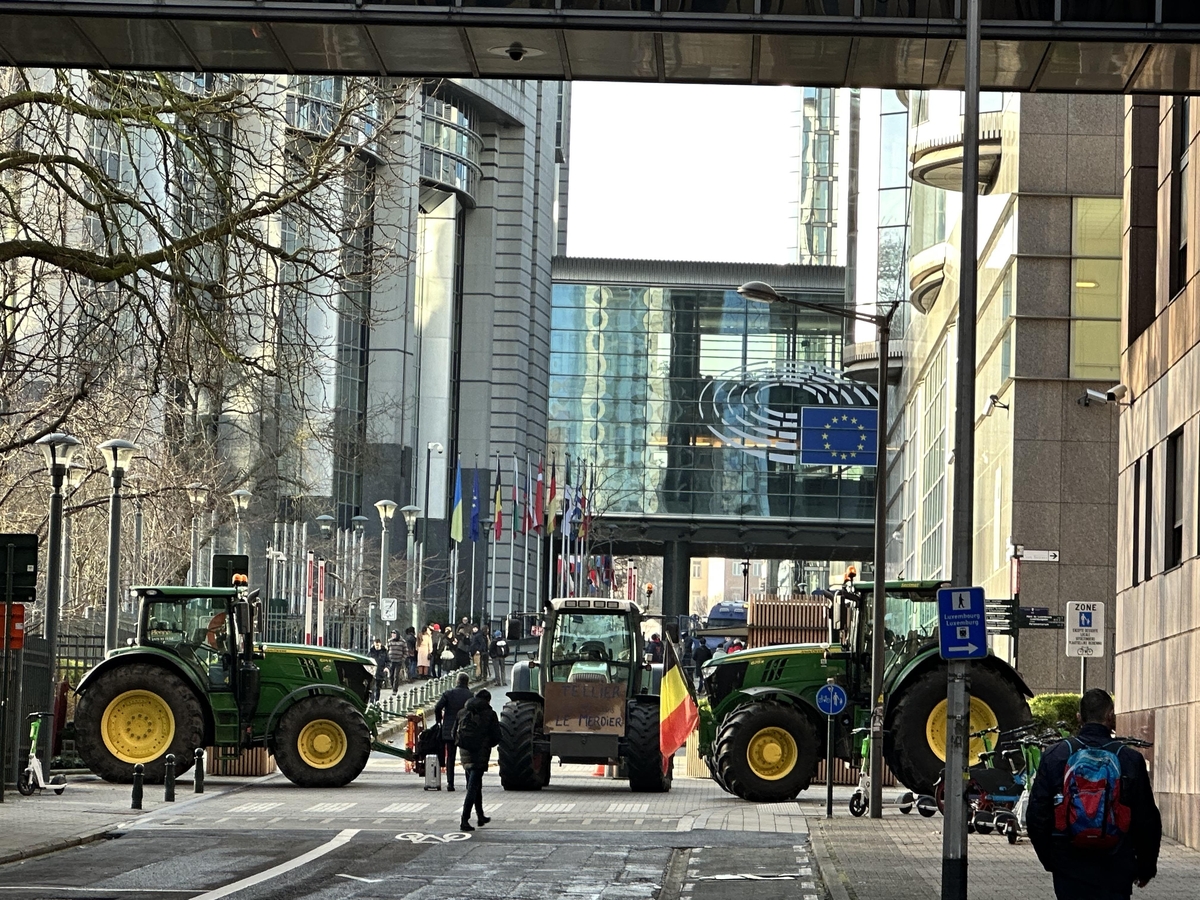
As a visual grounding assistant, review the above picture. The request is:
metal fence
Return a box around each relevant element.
[2,637,50,786]
[264,610,372,654]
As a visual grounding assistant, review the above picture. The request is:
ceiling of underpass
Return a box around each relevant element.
[7,3,1200,92]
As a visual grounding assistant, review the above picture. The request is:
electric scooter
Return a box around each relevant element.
[848,727,917,817]
[18,712,67,796]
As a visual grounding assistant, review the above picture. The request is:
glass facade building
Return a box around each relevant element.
[549,263,878,528]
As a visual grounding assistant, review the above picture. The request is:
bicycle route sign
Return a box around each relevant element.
[937,586,988,660]
[816,683,848,716]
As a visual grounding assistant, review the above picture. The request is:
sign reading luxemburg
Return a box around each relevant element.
[543,681,625,735]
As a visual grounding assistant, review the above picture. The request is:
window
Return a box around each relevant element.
[1144,449,1154,580]
[920,346,947,579]
[1132,459,1141,587]
[1166,431,1185,568]
[691,562,702,578]
[1070,198,1123,379]
[1170,97,1190,299]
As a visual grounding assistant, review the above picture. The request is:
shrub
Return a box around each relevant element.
[1029,692,1081,733]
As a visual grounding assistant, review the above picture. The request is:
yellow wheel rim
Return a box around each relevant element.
[101,690,176,764]
[926,697,1000,763]
[297,719,348,769]
[746,726,797,781]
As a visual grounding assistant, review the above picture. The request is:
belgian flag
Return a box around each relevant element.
[659,637,699,773]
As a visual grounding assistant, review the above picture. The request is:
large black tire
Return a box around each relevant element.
[626,701,672,793]
[886,665,1031,796]
[499,700,549,791]
[272,696,371,788]
[75,663,205,784]
[712,700,818,802]
[705,754,733,794]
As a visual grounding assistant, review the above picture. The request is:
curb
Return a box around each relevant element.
[808,825,854,900]
[0,826,115,866]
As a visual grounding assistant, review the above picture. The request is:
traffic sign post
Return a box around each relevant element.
[381,596,398,623]
[1066,601,1104,693]
[817,680,848,819]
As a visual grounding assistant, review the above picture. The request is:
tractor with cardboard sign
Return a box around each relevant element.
[498,596,670,792]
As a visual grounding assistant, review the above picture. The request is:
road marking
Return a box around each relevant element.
[225,801,282,813]
[379,802,430,813]
[336,874,383,883]
[306,802,357,813]
[531,802,575,813]
[395,832,472,844]
[0,889,193,894]
[697,873,808,881]
[190,828,359,900]
[607,802,649,814]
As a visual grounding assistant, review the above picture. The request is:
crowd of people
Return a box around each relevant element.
[367,619,509,701]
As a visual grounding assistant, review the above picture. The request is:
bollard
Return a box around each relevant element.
[164,753,176,802]
[131,764,144,810]
[194,748,205,794]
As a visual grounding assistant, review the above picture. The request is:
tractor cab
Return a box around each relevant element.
[837,579,947,683]
[537,598,647,696]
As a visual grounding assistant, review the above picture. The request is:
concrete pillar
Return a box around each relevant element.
[661,541,691,635]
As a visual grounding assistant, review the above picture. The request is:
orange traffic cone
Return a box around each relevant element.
[592,764,606,777]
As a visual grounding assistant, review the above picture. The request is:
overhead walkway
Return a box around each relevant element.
[6,2,1200,90]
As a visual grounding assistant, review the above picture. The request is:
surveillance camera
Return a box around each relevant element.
[1079,389,1109,407]
[1107,383,1129,402]
[891,530,903,542]
[983,395,996,417]
[506,43,527,62]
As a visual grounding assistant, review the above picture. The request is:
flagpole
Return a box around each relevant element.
[470,453,479,624]
[522,451,531,614]
[488,510,496,624]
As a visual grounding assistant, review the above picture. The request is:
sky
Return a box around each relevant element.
[565,83,799,265]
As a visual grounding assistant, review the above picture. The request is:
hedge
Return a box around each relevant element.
[1029,692,1082,733]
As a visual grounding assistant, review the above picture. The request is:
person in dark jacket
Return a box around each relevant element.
[469,626,488,678]
[430,624,447,678]
[457,689,502,831]
[386,630,408,691]
[691,640,712,692]
[404,627,418,680]
[1027,689,1161,900]
[433,672,473,791]
[368,637,389,702]
[488,630,507,686]
[643,633,664,664]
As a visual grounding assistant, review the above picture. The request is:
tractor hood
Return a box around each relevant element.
[260,644,374,666]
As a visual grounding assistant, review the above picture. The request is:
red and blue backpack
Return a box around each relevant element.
[1054,738,1132,851]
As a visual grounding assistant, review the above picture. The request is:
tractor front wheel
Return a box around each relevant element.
[712,700,818,803]
[499,700,549,791]
[75,663,204,784]
[273,696,371,788]
[626,701,671,793]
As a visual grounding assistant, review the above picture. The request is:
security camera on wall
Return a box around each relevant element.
[1107,383,1129,402]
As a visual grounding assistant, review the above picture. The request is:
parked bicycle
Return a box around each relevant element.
[18,711,67,797]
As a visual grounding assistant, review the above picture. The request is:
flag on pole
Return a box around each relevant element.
[449,457,464,543]
[493,455,504,539]
[547,457,557,526]
[523,456,537,535]
[512,453,521,532]
[533,457,545,533]
[469,466,481,543]
[659,638,700,774]
[563,456,574,535]
[579,463,592,539]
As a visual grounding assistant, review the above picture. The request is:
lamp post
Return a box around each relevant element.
[35,432,81,776]
[417,442,444,621]
[400,505,421,630]
[231,489,253,555]
[375,500,397,637]
[62,462,88,622]
[352,515,368,637]
[186,483,209,587]
[738,278,896,820]
[97,439,137,655]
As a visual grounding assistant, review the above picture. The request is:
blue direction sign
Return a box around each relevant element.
[815,683,848,716]
[937,586,988,660]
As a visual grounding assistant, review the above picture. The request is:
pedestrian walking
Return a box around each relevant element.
[386,630,408,691]
[434,672,473,792]
[417,626,432,677]
[455,688,501,832]
[368,636,389,702]
[643,633,664,664]
[1027,689,1161,900]
[488,630,507,686]
[469,625,488,678]
[691,639,712,693]
[430,624,446,678]
[404,627,418,680]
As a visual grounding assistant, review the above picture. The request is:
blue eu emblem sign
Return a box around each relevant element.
[799,407,878,466]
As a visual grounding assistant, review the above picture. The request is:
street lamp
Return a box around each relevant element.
[375,500,398,635]
[738,278,896,820]
[97,439,137,655]
[62,461,88,623]
[352,515,368,639]
[186,483,209,587]
[417,441,444,619]
[315,514,335,539]
[400,505,421,630]
[230,489,252,555]
[35,432,80,777]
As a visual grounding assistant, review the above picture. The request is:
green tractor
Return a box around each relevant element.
[499,597,670,793]
[697,579,1033,802]
[73,584,411,787]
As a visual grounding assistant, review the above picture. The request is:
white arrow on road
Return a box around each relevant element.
[948,643,978,654]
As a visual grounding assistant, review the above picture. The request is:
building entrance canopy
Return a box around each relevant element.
[7,2,1200,91]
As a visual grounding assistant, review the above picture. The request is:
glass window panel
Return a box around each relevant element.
[879,188,906,227]
[880,115,908,189]
[1072,197,1122,257]
[1070,320,1121,379]
[1072,259,1121,319]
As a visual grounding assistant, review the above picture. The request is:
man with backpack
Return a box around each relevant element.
[433,672,473,791]
[488,630,508,686]
[454,688,502,832]
[1027,689,1161,900]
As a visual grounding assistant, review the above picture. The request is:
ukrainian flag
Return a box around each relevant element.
[449,458,464,543]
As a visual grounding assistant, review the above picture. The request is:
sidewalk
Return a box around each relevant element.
[801,793,1200,900]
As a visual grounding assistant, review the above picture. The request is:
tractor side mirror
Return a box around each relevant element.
[234,600,252,636]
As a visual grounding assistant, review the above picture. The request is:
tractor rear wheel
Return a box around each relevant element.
[75,663,204,784]
[273,696,371,788]
[626,701,671,793]
[712,700,818,803]
[886,665,1031,796]
[499,700,549,791]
